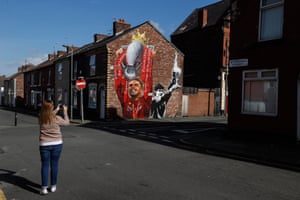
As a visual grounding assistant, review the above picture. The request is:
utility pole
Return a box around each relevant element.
[70,47,73,120]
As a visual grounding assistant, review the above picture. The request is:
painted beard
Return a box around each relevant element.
[129,88,139,97]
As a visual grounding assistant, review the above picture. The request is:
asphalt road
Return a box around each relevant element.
[1,109,300,200]
[81,119,226,151]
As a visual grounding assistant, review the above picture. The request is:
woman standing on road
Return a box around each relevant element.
[38,100,70,195]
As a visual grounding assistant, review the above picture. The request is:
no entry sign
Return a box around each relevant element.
[76,78,86,90]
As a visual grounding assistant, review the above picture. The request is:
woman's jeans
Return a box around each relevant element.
[39,144,63,187]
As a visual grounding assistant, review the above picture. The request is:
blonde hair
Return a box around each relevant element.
[39,100,56,125]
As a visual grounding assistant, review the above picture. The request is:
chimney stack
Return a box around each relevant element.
[202,8,208,27]
[113,19,131,35]
[18,64,35,72]
[62,45,78,53]
[48,53,55,60]
[94,34,108,42]
[57,50,66,57]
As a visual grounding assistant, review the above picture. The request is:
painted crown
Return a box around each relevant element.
[131,30,147,44]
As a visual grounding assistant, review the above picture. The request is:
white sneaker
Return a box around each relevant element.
[40,187,48,195]
[50,185,56,192]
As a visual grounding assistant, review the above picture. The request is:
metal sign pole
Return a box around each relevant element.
[76,77,85,124]
[80,88,84,123]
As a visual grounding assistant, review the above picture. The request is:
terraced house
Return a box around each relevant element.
[171,0,231,117]
[227,0,300,141]
[24,19,184,121]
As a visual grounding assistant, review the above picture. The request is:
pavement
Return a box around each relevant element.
[1,106,300,173]
[179,123,300,172]
[142,116,300,172]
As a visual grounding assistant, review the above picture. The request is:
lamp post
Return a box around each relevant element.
[225,39,229,117]
[222,14,231,118]
[62,44,73,120]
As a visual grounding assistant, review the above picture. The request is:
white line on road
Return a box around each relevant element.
[174,128,216,134]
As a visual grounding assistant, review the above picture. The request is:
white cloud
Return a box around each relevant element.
[26,54,48,65]
[0,54,48,76]
[149,20,165,36]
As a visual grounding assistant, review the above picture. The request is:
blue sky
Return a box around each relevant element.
[0,0,218,76]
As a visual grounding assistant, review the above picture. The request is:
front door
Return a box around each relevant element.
[182,95,189,117]
[99,84,105,119]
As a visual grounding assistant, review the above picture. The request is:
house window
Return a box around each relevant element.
[64,90,68,106]
[88,83,97,109]
[259,0,284,41]
[73,60,78,80]
[47,88,53,101]
[31,90,35,105]
[58,63,63,80]
[39,71,42,85]
[57,88,63,104]
[242,69,278,116]
[31,73,34,85]
[89,55,96,76]
[48,69,51,85]
[73,89,78,109]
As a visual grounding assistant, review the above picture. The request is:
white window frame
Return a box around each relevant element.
[89,55,96,76]
[259,0,284,41]
[31,90,35,105]
[242,69,278,116]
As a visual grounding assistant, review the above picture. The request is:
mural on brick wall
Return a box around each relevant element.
[114,30,181,119]
[150,53,181,119]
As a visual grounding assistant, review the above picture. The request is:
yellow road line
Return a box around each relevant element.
[0,189,6,200]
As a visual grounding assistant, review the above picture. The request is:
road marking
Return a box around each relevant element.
[174,128,216,134]
[0,189,6,200]
[161,139,173,143]
[148,136,158,139]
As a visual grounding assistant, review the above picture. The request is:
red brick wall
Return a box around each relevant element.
[15,73,24,98]
[186,89,215,116]
[107,22,183,119]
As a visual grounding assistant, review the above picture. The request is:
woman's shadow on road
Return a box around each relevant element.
[0,169,40,194]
